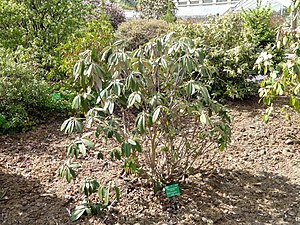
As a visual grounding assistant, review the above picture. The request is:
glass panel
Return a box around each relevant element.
[203,0,213,3]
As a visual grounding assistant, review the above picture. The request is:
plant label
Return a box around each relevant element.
[165,184,180,198]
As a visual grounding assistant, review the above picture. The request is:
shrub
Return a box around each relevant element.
[242,5,276,48]
[139,0,175,19]
[171,10,279,100]
[104,1,126,29]
[59,34,231,220]
[115,19,169,50]
[0,48,56,134]
[0,0,89,74]
[85,0,126,29]
[57,17,114,77]
[257,27,300,122]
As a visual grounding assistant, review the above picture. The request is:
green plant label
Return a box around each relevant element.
[165,184,180,198]
[52,92,62,101]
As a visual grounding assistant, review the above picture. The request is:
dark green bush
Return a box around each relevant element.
[115,19,169,50]
[0,48,56,134]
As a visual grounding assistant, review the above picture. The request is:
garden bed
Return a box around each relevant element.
[1,98,300,225]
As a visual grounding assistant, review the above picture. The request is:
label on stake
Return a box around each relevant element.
[165,184,180,198]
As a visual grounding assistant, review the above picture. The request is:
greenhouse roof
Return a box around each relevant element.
[229,0,291,12]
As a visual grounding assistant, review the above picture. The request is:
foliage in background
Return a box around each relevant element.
[0,0,89,76]
[59,34,231,220]
[57,17,114,77]
[115,19,169,50]
[139,0,175,19]
[109,0,138,10]
[171,9,279,100]
[242,4,276,48]
[0,0,119,133]
[171,14,255,99]
[257,28,300,122]
[161,0,177,23]
[85,0,126,29]
[0,48,57,134]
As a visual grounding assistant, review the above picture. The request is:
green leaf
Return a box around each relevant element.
[114,149,121,160]
[114,131,123,143]
[66,169,71,183]
[81,139,94,148]
[108,101,114,114]
[128,92,136,107]
[72,95,82,109]
[152,107,161,123]
[69,168,76,179]
[200,113,208,125]
[61,118,81,134]
[114,186,121,201]
[98,186,104,201]
[219,143,225,152]
[128,138,136,145]
[187,82,195,96]
[75,120,83,133]
[276,40,281,49]
[134,141,142,152]
[78,143,87,156]
[122,142,131,157]
[70,205,86,222]
[136,113,146,133]
[262,114,269,123]
[283,36,288,46]
[104,187,110,206]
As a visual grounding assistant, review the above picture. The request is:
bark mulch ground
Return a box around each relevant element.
[1,98,300,225]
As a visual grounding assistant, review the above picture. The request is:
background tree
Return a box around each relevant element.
[139,0,175,19]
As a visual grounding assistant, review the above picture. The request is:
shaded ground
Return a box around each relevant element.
[1,98,300,225]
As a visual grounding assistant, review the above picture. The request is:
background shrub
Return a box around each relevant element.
[139,0,175,19]
[104,1,126,29]
[171,10,279,100]
[0,0,89,77]
[0,48,56,134]
[242,5,276,48]
[115,19,169,50]
[57,17,114,77]
[85,0,126,30]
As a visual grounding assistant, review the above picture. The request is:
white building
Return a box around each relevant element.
[174,0,291,17]
[124,0,292,19]
[226,0,291,13]
[174,0,239,17]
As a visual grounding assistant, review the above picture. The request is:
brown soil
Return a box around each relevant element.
[1,98,300,225]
